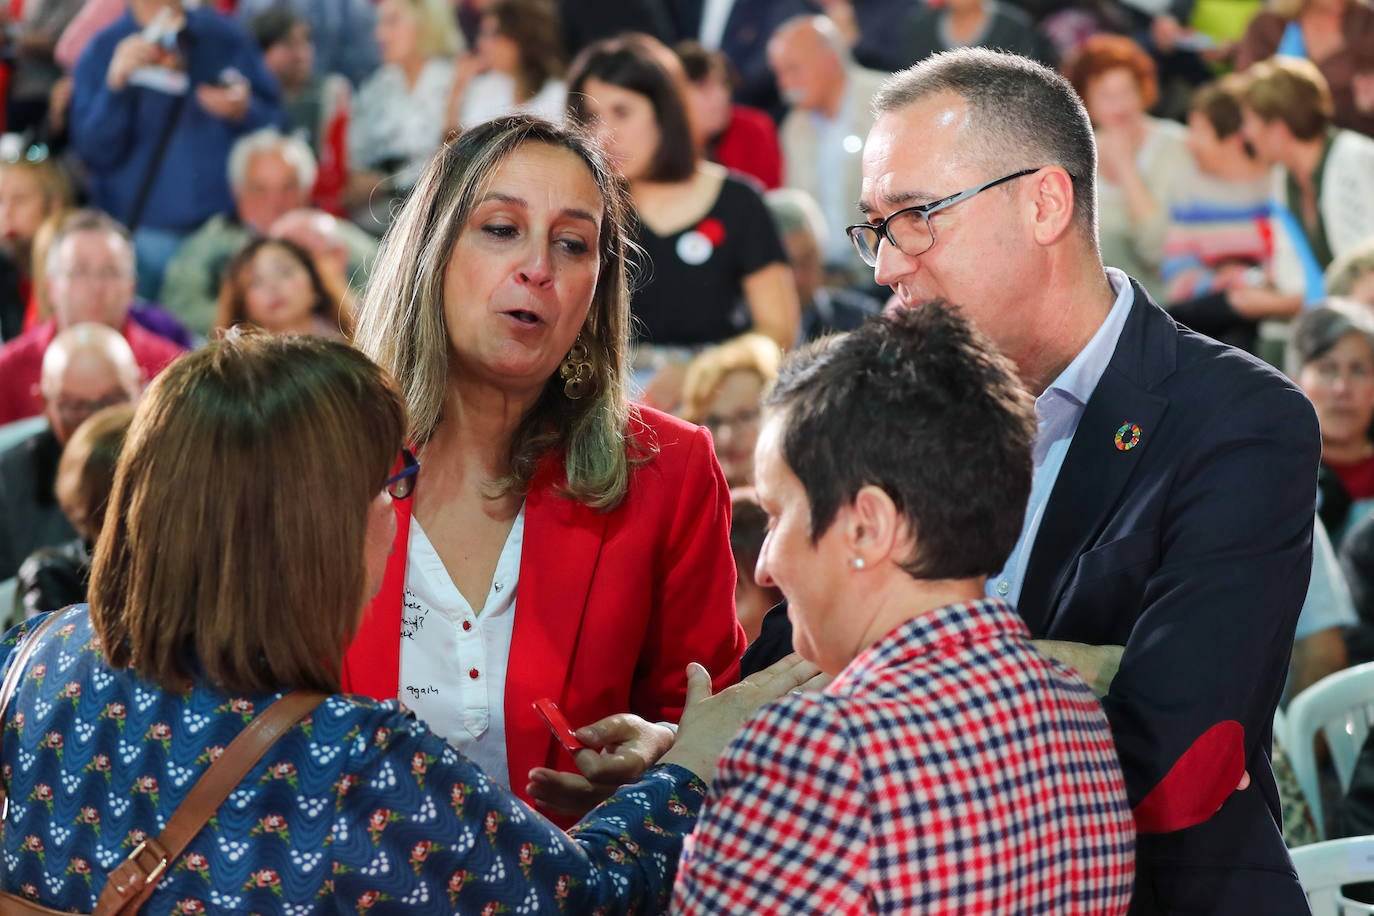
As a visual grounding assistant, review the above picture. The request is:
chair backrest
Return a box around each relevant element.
[1287,662,1374,838]
[1291,836,1374,915]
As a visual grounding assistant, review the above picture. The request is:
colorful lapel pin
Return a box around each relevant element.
[1114,422,1142,451]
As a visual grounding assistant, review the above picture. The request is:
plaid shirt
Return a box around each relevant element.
[673,598,1135,914]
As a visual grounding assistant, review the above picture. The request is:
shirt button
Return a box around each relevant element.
[462,620,472,631]
[996,580,1010,596]
[468,668,480,679]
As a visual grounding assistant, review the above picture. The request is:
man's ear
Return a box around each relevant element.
[1029,166,1076,247]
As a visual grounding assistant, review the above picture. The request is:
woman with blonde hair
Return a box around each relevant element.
[342,115,746,825]
[345,0,466,232]
[1234,0,1374,138]
[679,332,781,488]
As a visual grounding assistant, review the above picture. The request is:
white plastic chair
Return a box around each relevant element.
[1291,836,1374,914]
[1286,662,1374,837]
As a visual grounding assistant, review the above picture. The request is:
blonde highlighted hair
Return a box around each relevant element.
[354,115,641,509]
[680,333,782,425]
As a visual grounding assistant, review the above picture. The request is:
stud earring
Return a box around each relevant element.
[559,333,594,400]
[850,556,866,570]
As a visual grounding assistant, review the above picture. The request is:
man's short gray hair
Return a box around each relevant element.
[227,128,318,192]
[765,187,828,245]
[873,49,1098,241]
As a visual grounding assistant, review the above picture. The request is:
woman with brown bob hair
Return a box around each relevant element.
[0,330,812,911]
[567,34,798,384]
[342,115,747,825]
[214,235,355,340]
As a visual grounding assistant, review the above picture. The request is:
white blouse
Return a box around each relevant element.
[398,505,525,788]
[348,57,455,190]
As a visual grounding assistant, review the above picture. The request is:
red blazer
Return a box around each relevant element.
[713,105,783,191]
[342,406,746,818]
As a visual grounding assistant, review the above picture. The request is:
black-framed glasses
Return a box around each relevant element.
[845,168,1045,266]
[385,448,419,500]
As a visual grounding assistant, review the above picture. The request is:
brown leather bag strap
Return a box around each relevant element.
[94,690,327,915]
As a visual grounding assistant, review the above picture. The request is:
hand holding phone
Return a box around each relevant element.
[533,697,586,755]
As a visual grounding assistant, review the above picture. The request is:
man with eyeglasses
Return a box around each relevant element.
[0,323,141,585]
[0,209,184,426]
[745,48,1318,914]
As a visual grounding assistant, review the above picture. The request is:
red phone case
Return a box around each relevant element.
[534,697,586,754]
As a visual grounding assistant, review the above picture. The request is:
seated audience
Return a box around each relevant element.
[1327,236,1374,308]
[764,187,881,342]
[568,34,798,374]
[768,15,888,286]
[160,128,375,337]
[1241,57,1374,305]
[1234,0,1374,139]
[0,328,819,911]
[214,236,354,340]
[673,306,1136,914]
[676,40,782,191]
[1163,75,1293,352]
[728,489,783,643]
[345,0,463,234]
[1065,34,1192,301]
[679,332,781,489]
[1289,304,1374,545]
[14,402,135,621]
[448,0,567,132]
[69,0,285,299]
[341,116,747,827]
[0,210,183,425]
[247,6,352,212]
[0,153,70,340]
[235,0,381,88]
[0,323,139,582]
[902,0,1057,67]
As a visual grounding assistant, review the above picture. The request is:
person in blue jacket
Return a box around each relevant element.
[69,0,284,300]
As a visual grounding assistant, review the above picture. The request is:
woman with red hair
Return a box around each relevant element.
[1065,34,1193,300]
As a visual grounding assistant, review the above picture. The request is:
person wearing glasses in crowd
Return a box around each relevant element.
[0,329,820,912]
[0,323,140,585]
[748,48,1319,914]
[341,115,746,827]
[0,209,184,427]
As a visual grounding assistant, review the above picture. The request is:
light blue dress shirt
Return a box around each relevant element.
[987,268,1136,606]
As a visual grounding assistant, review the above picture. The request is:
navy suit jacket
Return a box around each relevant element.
[743,285,1320,915]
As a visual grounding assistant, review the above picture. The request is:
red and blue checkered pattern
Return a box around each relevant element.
[672,598,1136,914]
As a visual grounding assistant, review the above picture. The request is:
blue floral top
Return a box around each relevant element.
[0,608,705,914]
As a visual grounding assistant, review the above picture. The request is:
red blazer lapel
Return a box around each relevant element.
[341,487,415,699]
[505,454,610,779]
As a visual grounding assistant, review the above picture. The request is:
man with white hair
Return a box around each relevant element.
[768,15,888,284]
[0,210,183,425]
[159,127,377,336]
[0,323,141,582]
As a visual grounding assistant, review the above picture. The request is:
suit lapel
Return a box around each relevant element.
[1017,286,1174,635]
[507,455,610,766]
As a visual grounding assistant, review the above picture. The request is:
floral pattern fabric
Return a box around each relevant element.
[0,608,704,914]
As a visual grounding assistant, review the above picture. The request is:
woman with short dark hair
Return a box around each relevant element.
[567,34,798,392]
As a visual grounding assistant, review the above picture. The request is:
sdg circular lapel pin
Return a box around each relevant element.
[1114,422,1142,451]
